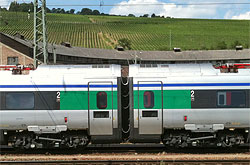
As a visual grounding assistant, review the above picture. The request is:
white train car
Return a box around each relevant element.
[0,65,122,148]
[129,63,250,147]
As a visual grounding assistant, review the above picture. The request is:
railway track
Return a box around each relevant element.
[1,144,250,165]
[1,145,250,155]
[1,159,250,165]
[1,144,249,154]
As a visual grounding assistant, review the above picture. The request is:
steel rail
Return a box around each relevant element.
[46,2,250,7]
[1,159,250,164]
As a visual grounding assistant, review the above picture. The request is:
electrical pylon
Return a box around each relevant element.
[33,0,48,67]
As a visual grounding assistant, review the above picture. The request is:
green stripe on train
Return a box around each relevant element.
[134,90,191,109]
[60,91,118,110]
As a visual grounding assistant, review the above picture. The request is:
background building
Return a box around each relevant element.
[1,32,249,66]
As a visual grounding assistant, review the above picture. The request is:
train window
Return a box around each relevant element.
[6,93,34,110]
[94,111,109,118]
[217,91,246,108]
[142,111,158,117]
[144,91,154,108]
[97,92,107,109]
[217,92,226,106]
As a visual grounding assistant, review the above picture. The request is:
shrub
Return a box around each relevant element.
[118,38,132,50]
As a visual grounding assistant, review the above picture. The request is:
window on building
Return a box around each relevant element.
[6,92,35,109]
[97,92,107,109]
[7,57,19,65]
[94,111,109,118]
[217,91,246,108]
[144,91,154,108]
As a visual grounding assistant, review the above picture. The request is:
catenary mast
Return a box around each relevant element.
[33,0,48,67]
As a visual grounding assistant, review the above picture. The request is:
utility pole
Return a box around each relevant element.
[169,29,172,50]
[33,0,48,67]
[100,0,104,13]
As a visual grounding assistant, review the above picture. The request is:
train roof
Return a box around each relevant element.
[33,64,121,76]
[1,63,250,78]
[0,64,121,78]
[129,63,250,77]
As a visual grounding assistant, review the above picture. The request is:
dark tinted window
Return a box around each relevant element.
[144,91,154,108]
[97,92,107,109]
[219,94,225,105]
[231,91,246,107]
[142,111,158,117]
[217,91,246,108]
[6,93,34,109]
[7,57,18,65]
[94,111,109,118]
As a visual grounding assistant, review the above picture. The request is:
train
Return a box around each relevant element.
[0,63,249,149]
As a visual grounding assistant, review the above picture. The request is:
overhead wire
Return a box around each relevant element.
[0,1,249,10]
[45,2,250,7]
[1,1,250,6]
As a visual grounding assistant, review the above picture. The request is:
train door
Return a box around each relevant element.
[88,82,113,135]
[138,81,163,135]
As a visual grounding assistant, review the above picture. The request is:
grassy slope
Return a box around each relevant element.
[0,12,249,51]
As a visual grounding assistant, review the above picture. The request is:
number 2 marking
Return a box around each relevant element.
[57,91,60,99]
[191,90,195,98]
[191,90,195,101]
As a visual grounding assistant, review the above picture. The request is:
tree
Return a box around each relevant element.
[20,3,33,12]
[128,14,135,17]
[118,38,132,50]
[143,14,149,17]
[69,9,75,14]
[92,10,100,15]
[80,8,93,15]
[151,13,156,18]
[55,8,61,13]
[0,7,7,11]
[46,7,51,13]
[9,2,34,12]
[51,8,57,13]
[9,2,19,11]
[60,8,65,14]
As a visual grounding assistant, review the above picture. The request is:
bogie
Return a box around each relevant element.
[6,131,89,149]
[162,129,247,148]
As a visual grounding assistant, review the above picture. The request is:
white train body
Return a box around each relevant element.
[0,63,249,148]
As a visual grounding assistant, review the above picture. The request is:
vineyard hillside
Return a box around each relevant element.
[0,12,249,51]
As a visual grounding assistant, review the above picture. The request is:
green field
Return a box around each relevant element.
[0,11,249,51]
